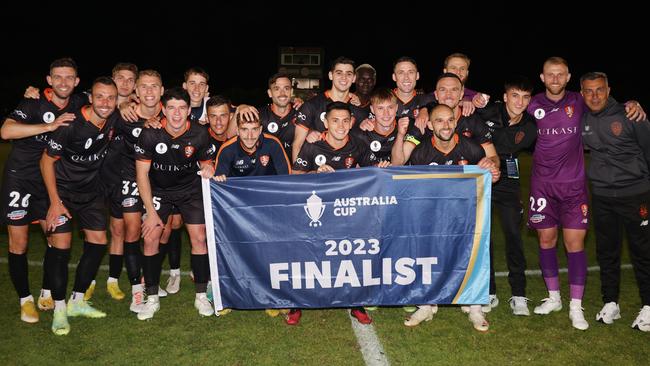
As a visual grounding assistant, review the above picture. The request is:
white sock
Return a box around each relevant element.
[132,284,144,294]
[196,292,206,299]
[570,299,582,309]
[40,289,51,298]
[549,290,561,300]
[170,269,180,276]
[20,295,34,306]
[71,291,84,302]
[55,300,66,311]
[107,277,118,284]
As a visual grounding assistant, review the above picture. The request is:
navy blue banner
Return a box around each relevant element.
[202,165,491,310]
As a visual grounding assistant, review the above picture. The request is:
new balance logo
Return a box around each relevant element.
[641,220,648,227]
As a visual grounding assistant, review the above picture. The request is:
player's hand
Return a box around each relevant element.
[377,160,391,168]
[119,101,139,122]
[198,163,215,179]
[359,118,375,131]
[292,97,304,109]
[460,100,476,116]
[143,115,162,129]
[472,93,490,109]
[625,101,647,121]
[197,119,208,125]
[349,93,361,106]
[414,113,428,134]
[213,174,227,182]
[47,113,75,132]
[316,164,335,173]
[24,86,40,99]
[305,130,322,143]
[478,157,500,183]
[397,116,409,136]
[141,212,163,239]
[45,201,71,233]
[235,104,259,122]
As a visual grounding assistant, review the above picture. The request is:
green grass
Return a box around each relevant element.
[0,145,648,365]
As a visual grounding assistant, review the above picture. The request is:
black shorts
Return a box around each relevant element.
[52,190,107,233]
[119,179,145,215]
[155,188,204,225]
[1,174,48,226]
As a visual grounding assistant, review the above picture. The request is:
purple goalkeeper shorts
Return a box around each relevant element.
[527,179,589,230]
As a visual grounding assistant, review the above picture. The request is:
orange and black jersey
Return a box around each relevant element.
[293,135,372,172]
[113,110,164,180]
[4,89,87,180]
[207,125,227,157]
[405,112,492,147]
[409,134,485,166]
[350,124,398,164]
[46,106,117,194]
[295,91,369,133]
[259,103,297,158]
[394,89,436,120]
[135,119,216,193]
[215,133,290,177]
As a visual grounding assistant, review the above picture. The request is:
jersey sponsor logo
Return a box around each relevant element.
[71,150,107,162]
[134,144,145,154]
[530,213,545,224]
[295,157,308,167]
[610,121,623,136]
[122,197,138,208]
[534,108,545,119]
[85,138,93,149]
[7,209,27,220]
[580,204,588,217]
[48,139,62,151]
[260,154,270,166]
[268,122,279,133]
[370,140,381,152]
[537,126,578,135]
[43,111,55,123]
[184,145,195,158]
[515,131,525,145]
[132,128,142,138]
[14,110,27,119]
[344,156,355,168]
[156,143,168,154]
[315,154,326,166]
[564,105,574,118]
[319,112,326,122]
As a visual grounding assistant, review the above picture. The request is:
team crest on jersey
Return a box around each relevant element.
[260,154,270,166]
[580,204,588,217]
[640,204,648,219]
[370,140,381,152]
[156,143,168,154]
[315,154,326,166]
[457,158,469,165]
[268,122,278,133]
[534,108,545,119]
[564,105,574,118]
[413,109,419,118]
[610,121,623,136]
[43,112,55,123]
[515,131,525,145]
[345,156,355,168]
[184,145,195,158]
[85,138,93,149]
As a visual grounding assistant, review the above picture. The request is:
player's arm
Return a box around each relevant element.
[391,117,416,166]
[270,138,292,175]
[292,125,309,163]
[135,160,163,238]
[625,100,647,121]
[481,142,500,170]
[40,150,70,232]
[1,113,75,140]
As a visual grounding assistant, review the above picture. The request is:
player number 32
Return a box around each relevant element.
[325,238,380,256]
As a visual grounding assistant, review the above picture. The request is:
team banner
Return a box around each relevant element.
[202,166,491,310]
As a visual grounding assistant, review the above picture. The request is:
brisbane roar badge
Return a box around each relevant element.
[184,145,195,158]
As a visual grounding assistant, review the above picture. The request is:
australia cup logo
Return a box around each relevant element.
[304,191,325,227]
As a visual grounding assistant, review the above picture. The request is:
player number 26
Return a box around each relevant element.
[325,238,380,256]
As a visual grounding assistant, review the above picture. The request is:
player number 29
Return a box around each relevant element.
[529,197,547,212]
[325,238,380,256]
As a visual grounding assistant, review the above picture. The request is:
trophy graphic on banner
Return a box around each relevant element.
[304,191,325,227]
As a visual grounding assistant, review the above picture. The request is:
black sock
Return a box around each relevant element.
[45,246,70,301]
[72,242,106,293]
[8,252,30,298]
[143,253,162,295]
[109,254,123,279]
[158,243,169,268]
[168,229,182,269]
[191,254,210,284]
[41,242,51,291]
[124,241,142,286]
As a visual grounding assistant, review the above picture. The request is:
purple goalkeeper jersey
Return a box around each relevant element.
[528,90,585,182]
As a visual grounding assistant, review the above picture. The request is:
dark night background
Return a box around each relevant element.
[0,2,647,117]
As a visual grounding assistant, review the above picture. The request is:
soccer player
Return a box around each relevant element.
[404,104,499,332]
[258,73,298,158]
[580,72,650,331]
[183,67,210,124]
[1,58,85,324]
[40,76,119,335]
[353,63,377,109]
[351,88,401,164]
[527,57,645,330]
[476,76,537,316]
[291,56,369,162]
[135,87,216,320]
